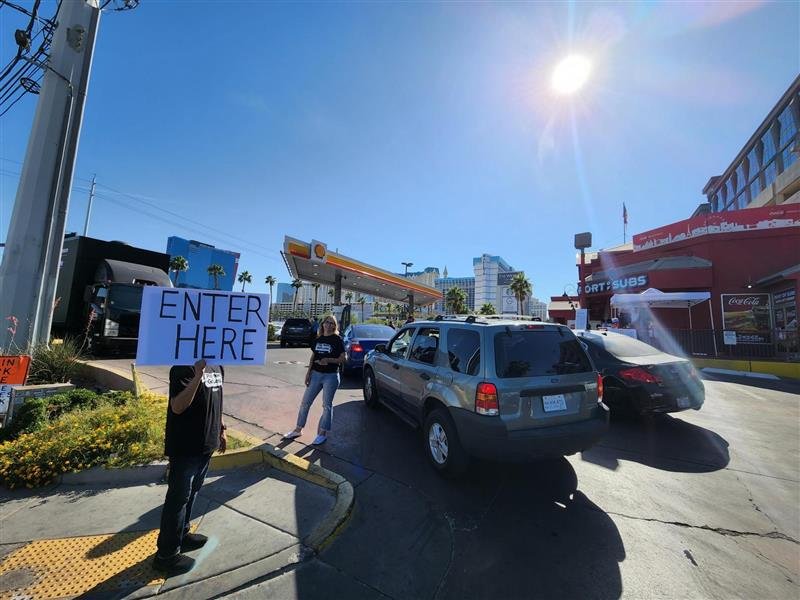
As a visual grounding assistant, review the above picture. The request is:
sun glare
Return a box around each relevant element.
[551,55,592,95]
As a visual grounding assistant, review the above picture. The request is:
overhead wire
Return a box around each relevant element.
[92,192,281,263]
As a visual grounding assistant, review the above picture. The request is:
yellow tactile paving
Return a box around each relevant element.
[0,528,173,599]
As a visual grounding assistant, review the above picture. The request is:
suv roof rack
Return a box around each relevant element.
[432,315,488,324]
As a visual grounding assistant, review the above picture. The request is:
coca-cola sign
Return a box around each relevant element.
[724,295,768,309]
[721,294,772,344]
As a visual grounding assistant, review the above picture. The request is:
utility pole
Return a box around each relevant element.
[0,0,101,351]
[83,173,96,236]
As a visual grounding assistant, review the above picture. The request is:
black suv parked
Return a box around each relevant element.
[280,318,315,347]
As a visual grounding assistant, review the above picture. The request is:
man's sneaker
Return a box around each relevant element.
[152,553,195,575]
[181,532,208,552]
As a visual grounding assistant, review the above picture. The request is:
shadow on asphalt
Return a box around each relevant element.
[583,413,730,473]
[286,400,625,599]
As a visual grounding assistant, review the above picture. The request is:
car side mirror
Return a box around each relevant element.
[374,344,386,354]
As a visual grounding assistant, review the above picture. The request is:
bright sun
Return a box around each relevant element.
[551,55,592,95]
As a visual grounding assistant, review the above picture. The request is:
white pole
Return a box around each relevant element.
[83,173,96,236]
[708,300,718,356]
[0,1,101,350]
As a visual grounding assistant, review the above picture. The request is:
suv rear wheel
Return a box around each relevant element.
[363,368,380,408]
[424,408,468,477]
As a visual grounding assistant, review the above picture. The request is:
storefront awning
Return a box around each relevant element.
[585,256,712,282]
[610,288,711,308]
[755,264,800,287]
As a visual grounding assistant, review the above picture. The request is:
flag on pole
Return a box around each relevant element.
[623,202,628,225]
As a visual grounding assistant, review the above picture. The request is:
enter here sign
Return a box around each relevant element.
[136,287,270,366]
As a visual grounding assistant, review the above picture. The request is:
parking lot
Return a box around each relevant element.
[113,345,799,599]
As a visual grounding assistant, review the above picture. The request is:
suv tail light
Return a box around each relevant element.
[596,373,604,403]
[619,367,661,385]
[350,342,364,353]
[476,382,499,416]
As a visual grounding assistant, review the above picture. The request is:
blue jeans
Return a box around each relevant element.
[297,370,340,432]
[156,453,211,558]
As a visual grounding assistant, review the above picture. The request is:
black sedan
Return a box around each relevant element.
[576,330,704,415]
[341,324,395,376]
[280,318,315,348]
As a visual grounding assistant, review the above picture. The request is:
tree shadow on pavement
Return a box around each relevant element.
[583,413,730,473]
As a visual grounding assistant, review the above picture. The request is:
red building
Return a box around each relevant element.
[572,204,799,358]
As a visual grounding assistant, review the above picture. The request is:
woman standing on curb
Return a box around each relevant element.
[283,313,345,445]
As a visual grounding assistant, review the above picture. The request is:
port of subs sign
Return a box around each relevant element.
[585,275,648,295]
[136,288,270,366]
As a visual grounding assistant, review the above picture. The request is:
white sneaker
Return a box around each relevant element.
[283,430,301,440]
[311,434,328,445]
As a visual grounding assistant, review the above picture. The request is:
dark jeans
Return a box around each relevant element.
[156,453,211,558]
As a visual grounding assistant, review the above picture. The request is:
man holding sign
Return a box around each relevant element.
[137,287,269,575]
[153,358,226,575]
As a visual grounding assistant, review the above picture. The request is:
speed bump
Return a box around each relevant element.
[0,529,166,599]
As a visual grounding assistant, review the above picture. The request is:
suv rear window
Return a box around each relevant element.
[493,330,593,378]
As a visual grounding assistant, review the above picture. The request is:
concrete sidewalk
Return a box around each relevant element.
[0,445,354,599]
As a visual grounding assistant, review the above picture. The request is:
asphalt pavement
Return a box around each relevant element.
[96,346,799,599]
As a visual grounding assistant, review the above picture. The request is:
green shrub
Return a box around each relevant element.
[0,392,168,488]
[268,323,276,341]
[100,390,137,406]
[65,388,101,411]
[1,397,50,441]
[27,338,85,385]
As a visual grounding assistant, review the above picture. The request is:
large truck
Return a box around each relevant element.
[52,234,173,355]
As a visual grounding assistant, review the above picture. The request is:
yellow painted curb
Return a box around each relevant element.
[692,358,800,380]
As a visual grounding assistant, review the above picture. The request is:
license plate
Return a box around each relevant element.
[542,394,567,413]
[677,396,691,408]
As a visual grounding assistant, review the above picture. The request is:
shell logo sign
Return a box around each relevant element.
[310,239,327,264]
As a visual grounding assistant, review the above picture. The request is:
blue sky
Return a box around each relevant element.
[1,1,798,302]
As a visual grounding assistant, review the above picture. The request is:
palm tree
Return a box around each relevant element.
[169,256,188,286]
[479,303,496,315]
[327,288,334,307]
[237,270,253,292]
[291,278,303,311]
[345,292,353,305]
[265,275,276,302]
[446,287,467,314]
[357,296,366,321]
[312,283,321,316]
[386,302,394,318]
[207,264,225,290]
[510,273,532,316]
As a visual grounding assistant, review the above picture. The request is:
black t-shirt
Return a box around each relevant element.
[311,334,345,373]
[165,365,224,457]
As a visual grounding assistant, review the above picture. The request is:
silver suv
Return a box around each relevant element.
[363,317,609,476]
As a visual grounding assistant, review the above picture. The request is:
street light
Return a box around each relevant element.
[402,262,413,277]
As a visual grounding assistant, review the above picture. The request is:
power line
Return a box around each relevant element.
[92,192,282,263]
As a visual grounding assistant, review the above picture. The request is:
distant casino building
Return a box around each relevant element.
[166,237,240,291]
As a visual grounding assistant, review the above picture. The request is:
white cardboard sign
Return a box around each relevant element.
[136,287,270,366]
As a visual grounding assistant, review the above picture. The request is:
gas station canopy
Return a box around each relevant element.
[282,236,442,306]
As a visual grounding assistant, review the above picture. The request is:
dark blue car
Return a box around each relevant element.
[341,324,396,376]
